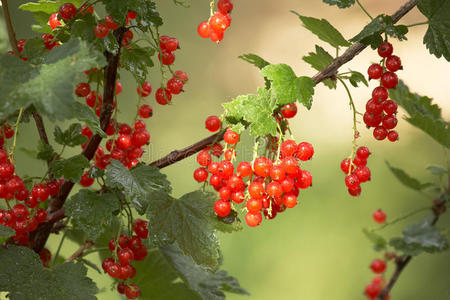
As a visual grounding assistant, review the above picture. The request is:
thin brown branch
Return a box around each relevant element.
[65,240,94,263]
[31,28,127,254]
[149,0,418,170]
[1,0,20,56]
[31,111,55,169]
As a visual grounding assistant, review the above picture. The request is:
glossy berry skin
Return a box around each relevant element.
[155,88,172,105]
[382,115,398,130]
[117,282,127,294]
[373,126,388,140]
[377,42,393,58]
[197,21,210,38]
[356,146,371,159]
[218,0,234,14]
[372,86,389,102]
[348,185,361,197]
[246,198,262,213]
[224,130,239,145]
[281,103,297,119]
[366,99,383,115]
[138,104,153,119]
[344,174,360,189]
[209,12,229,32]
[116,134,132,150]
[381,72,398,89]
[59,3,77,20]
[270,165,286,181]
[131,129,150,147]
[174,70,188,83]
[159,50,175,65]
[363,112,382,128]
[354,166,371,183]
[387,130,399,142]
[297,170,312,189]
[94,24,110,38]
[340,158,354,174]
[253,157,273,177]
[296,142,314,161]
[280,140,297,157]
[49,12,61,29]
[245,212,262,227]
[214,200,231,217]
[237,161,252,177]
[167,77,184,95]
[165,38,179,52]
[248,182,265,199]
[370,259,387,274]
[118,248,134,265]
[80,172,94,187]
[137,81,152,97]
[75,83,90,97]
[386,55,402,72]
[266,181,283,198]
[367,64,383,79]
[205,116,221,132]
[283,193,298,208]
[365,282,382,299]
[125,284,141,299]
[373,209,386,223]
[209,28,224,43]
[105,15,119,30]
[383,100,398,115]
[217,160,234,178]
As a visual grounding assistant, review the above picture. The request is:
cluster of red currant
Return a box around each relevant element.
[364,42,401,142]
[195,115,314,227]
[340,146,372,196]
[102,219,149,299]
[197,0,233,43]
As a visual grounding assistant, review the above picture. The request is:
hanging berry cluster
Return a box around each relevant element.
[194,114,314,227]
[364,42,401,142]
[197,0,234,43]
[340,146,372,196]
[102,219,149,299]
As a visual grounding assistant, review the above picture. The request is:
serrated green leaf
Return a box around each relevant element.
[427,165,447,176]
[418,0,450,61]
[22,37,48,65]
[19,0,83,14]
[291,12,351,48]
[0,224,15,244]
[0,39,107,122]
[389,81,450,148]
[302,45,336,89]
[0,245,97,300]
[238,53,271,88]
[386,161,433,191]
[106,160,171,214]
[71,102,107,138]
[146,190,224,268]
[390,216,448,256]
[66,190,119,241]
[161,244,249,300]
[350,15,384,43]
[54,123,88,147]
[363,228,387,251]
[20,139,55,161]
[347,70,368,87]
[120,45,155,85]
[50,154,90,182]
[323,0,355,8]
[351,14,409,44]
[261,64,315,108]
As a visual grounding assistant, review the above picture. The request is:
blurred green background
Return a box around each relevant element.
[1,0,449,299]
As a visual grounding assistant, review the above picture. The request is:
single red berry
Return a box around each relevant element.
[373,126,388,140]
[35,208,48,223]
[283,193,298,208]
[282,156,299,175]
[155,88,172,105]
[363,112,383,128]
[118,248,135,265]
[224,130,239,145]
[245,212,262,227]
[94,24,110,38]
[127,11,137,20]
[174,70,188,83]
[246,198,262,213]
[231,191,245,203]
[356,146,371,159]
[75,83,91,97]
[167,77,184,95]
[382,114,398,130]
[137,81,152,97]
[348,185,361,196]
[296,142,314,161]
[266,181,283,198]
[340,158,354,174]
[280,140,297,157]
[197,151,212,166]
[370,259,387,274]
[383,100,398,115]
[209,12,229,32]
[105,15,119,30]
[377,42,393,58]
[354,166,371,183]
[237,161,252,177]
[131,129,150,147]
[49,12,61,29]
[115,81,122,95]
[353,155,367,167]
[132,218,149,239]
[117,282,127,294]
[197,21,210,38]
[387,130,399,142]
[217,160,234,178]
[270,165,286,182]
[248,182,265,199]
[205,116,221,132]
[365,282,382,299]
[366,99,383,114]
[218,0,234,14]
[214,200,231,217]
[165,38,179,52]
[344,174,360,189]
[386,55,402,72]
[159,50,175,65]
[138,104,153,119]
[59,3,77,20]
[381,72,398,89]
[296,170,312,189]
[281,103,297,119]
[372,87,389,102]
[116,134,132,150]
[80,172,94,187]
[253,157,273,177]
[224,149,236,161]
[209,28,224,43]
[373,209,386,223]
[31,184,50,202]
[125,284,141,299]
[367,64,383,79]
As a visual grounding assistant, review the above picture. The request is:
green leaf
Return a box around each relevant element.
[323,0,355,8]
[88,166,105,179]
[351,15,409,45]
[22,37,48,65]
[50,154,90,182]
[105,160,171,214]
[146,190,224,268]
[0,39,107,122]
[133,248,201,300]
[363,228,387,251]
[101,0,163,30]
[0,245,97,300]
[389,81,450,148]
[390,216,449,256]
[238,53,271,88]
[71,102,107,138]
[37,140,54,160]
[343,70,368,87]
[302,45,336,89]
[261,64,315,108]
[386,161,432,191]
[120,44,155,85]
[19,0,83,14]
[418,0,450,61]
[350,15,384,43]
[427,165,447,176]
[291,12,351,48]
[0,224,15,244]
[66,190,120,241]
[161,244,249,299]
[54,123,88,147]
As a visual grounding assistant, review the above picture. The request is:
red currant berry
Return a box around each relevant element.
[131,129,150,147]
[105,15,119,30]
[377,42,393,58]
[137,81,152,97]
[224,129,239,145]
[75,83,90,97]
[356,146,371,159]
[217,160,234,178]
[365,282,382,299]
[174,70,188,83]
[363,112,382,128]
[205,116,221,132]
[373,126,388,140]
[296,170,312,189]
[231,191,245,204]
[49,12,61,29]
[197,151,212,166]
[382,115,398,130]
[237,161,252,177]
[367,64,383,79]
[281,103,297,119]
[348,185,361,197]
[266,181,283,198]
[270,165,286,181]
[165,38,179,52]
[283,193,298,208]
[386,55,402,72]
[245,212,262,227]
[209,12,229,32]
[117,282,127,294]
[366,99,383,114]
[80,172,94,187]
[344,174,360,189]
[193,167,208,182]
[370,259,387,274]
[166,77,184,95]
[340,158,354,174]
[214,200,231,217]
[354,166,371,183]
[373,209,386,223]
[138,104,153,119]
[159,50,175,65]
[296,142,314,161]
[248,182,265,199]
[125,284,141,299]
[218,0,234,14]
[383,100,398,115]
[118,248,134,265]
[280,140,297,157]
[59,3,77,20]
[372,87,389,102]
[387,130,399,142]
[253,157,272,177]
[116,134,132,150]
[246,198,262,213]
[381,72,398,89]
[155,88,172,105]
[209,28,224,43]
[94,24,110,38]
[197,21,210,38]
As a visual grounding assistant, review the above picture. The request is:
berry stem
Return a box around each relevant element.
[356,0,373,20]
[1,0,21,56]
[209,0,216,16]
[52,218,71,266]
[405,21,428,27]
[373,206,430,231]
[8,107,24,162]
[337,77,358,175]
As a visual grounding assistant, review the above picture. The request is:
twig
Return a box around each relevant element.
[65,240,94,263]
[149,0,419,170]
[1,0,20,56]
[32,111,53,169]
